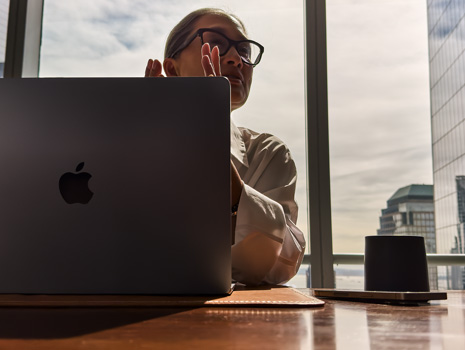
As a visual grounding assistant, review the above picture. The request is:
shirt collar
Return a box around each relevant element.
[230,119,249,168]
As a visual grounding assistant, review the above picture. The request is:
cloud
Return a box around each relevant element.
[325,0,433,252]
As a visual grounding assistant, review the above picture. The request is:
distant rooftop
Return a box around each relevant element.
[387,184,433,206]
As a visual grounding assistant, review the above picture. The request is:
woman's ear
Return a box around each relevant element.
[163,58,179,77]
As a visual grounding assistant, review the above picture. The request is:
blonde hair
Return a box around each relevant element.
[164,8,247,59]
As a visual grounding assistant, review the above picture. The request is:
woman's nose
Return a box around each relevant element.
[223,46,243,68]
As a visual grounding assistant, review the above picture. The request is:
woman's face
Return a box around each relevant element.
[164,14,254,111]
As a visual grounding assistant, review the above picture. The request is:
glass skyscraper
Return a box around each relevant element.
[427,0,465,289]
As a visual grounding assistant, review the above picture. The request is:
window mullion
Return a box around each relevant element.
[305,0,334,288]
[4,0,43,78]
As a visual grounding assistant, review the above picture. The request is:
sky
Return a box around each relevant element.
[326,0,432,252]
[37,0,433,253]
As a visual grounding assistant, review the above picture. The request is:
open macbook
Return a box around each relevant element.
[0,77,232,295]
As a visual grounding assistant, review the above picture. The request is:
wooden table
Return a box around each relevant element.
[0,289,463,349]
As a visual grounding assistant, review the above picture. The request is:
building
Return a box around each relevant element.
[377,184,437,289]
[427,0,465,289]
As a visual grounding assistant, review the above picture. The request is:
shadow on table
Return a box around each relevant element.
[0,307,194,339]
[0,285,290,339]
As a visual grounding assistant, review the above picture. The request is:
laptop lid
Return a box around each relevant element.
[0,77,231,295]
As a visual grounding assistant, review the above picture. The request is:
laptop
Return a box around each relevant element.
[0,77,232,295]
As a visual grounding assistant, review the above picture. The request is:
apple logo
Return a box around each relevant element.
[59,162,94,204]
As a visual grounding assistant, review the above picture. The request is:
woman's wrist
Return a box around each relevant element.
[231,161,243,207]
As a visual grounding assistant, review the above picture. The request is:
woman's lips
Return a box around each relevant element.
[225,75,243,85]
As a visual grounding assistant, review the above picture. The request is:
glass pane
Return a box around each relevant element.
[327,2,437,282]
[0,0,9,77]
[428,0,465,290]
[291,264,310,288]
[40,1,309,286]
[335,264,364,290]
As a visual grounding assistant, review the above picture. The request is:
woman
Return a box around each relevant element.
[145,8,305,286]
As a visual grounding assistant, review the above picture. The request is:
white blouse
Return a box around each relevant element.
[231,120,306,285]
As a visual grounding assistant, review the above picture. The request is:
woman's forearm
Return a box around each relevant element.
[231,160,243,244]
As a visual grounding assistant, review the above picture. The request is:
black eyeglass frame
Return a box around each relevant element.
[169,28,264,67]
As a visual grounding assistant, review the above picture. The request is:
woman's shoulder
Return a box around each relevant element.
[236,126,295,169]
[236,125,296,183]
[237,126,289,152]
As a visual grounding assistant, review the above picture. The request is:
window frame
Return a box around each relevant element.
[4,0,43,78]
[305,0,334,287]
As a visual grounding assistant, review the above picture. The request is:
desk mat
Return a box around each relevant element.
[0,286,324,308]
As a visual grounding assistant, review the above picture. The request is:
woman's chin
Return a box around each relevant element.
[230,92,248,111]
[231,99,247,111]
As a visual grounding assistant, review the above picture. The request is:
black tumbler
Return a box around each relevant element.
[364,235,430,292]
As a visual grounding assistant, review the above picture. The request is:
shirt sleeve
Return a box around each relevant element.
[231,134,306,286]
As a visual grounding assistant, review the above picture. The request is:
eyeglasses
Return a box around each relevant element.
[170,28,264,67]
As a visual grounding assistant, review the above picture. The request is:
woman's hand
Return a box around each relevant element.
[145,44,220,78]
[201,43,221,77]
[145,59,165,77]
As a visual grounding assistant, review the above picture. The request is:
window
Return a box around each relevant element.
[0,0,9,77]
[327,0,433,289]
[402,213,408,226]
[39,0,309,286]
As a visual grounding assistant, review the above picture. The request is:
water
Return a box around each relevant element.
[286,265,365,289]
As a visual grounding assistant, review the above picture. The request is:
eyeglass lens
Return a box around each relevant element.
[201,31,260,65]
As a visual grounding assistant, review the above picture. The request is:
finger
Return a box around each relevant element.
[201,42,211,60]
[201,43,217,77]
[201,43,215,77]
[201,55,215,77]
[145,59,153,77]
[152,59,163,77]
[211,46,221,76]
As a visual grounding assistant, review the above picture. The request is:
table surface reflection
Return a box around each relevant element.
[0,289,463,349]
